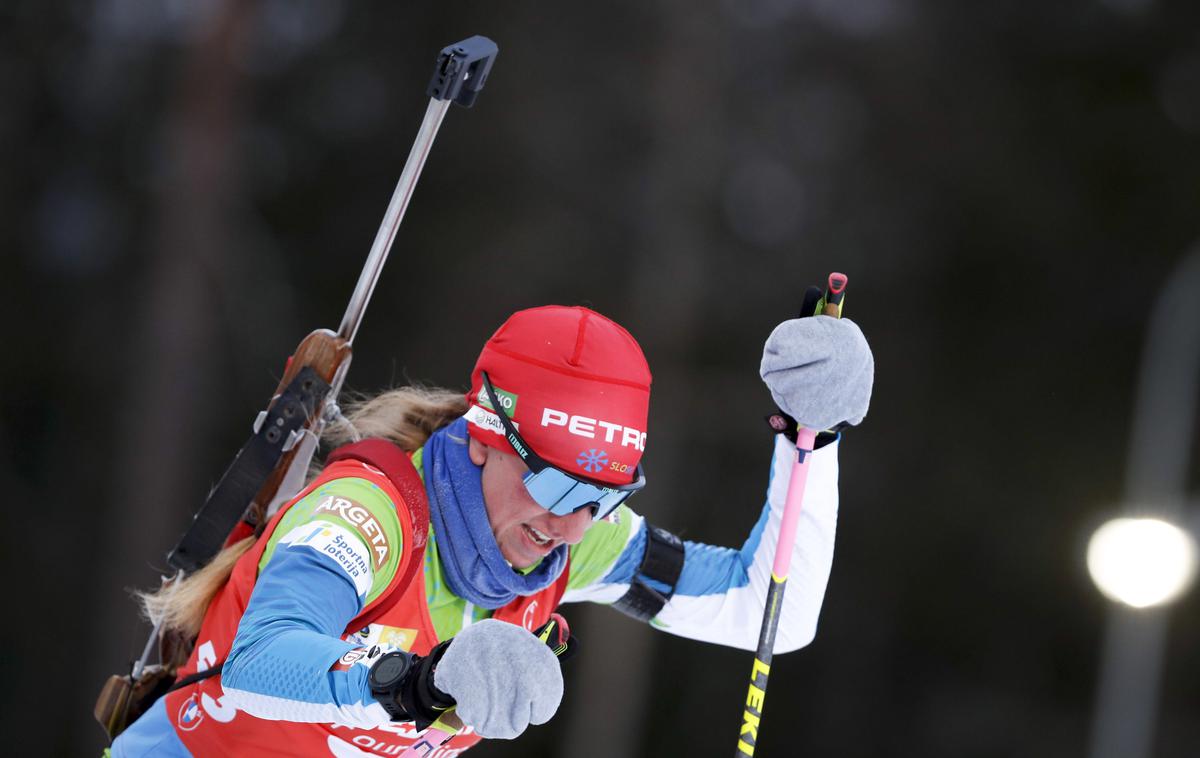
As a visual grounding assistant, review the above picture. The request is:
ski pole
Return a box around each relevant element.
[735,273,847,758]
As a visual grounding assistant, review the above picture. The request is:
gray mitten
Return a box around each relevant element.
[760,316,874,430]
[433,618,563,740]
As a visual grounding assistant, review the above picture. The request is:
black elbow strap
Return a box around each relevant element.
[612,524,684,623]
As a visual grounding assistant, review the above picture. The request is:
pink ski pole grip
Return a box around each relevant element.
[771,426,818,579]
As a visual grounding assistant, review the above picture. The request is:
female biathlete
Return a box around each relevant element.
[112,303,873,756]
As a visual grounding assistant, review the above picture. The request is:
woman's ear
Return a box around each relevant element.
[468,436,489,467]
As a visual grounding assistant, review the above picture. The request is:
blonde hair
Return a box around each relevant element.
[324,385,468,450]
[136,385,467,641]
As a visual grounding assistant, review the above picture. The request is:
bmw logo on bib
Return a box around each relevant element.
[177,693,205,731]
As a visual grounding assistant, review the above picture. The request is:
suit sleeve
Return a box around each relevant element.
[562,435,840,654]
[219,477,405,726]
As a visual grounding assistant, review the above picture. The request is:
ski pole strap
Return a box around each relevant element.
[765,410,845,449]
[612,524,684,622]
[167,367,329,573]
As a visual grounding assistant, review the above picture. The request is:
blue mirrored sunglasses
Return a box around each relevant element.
[481,372,646,520]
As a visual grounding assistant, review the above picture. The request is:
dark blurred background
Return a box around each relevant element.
[3,1,1199,756]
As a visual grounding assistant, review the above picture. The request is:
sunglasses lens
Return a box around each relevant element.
[523,469,580,509]
[522,468,631,520]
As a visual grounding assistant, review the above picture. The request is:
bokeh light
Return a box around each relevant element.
[1087,517,1198,608]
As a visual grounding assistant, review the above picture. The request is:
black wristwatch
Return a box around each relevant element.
[367,651,414,721]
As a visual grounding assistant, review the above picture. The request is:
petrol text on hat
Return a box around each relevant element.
[540,408,647,451]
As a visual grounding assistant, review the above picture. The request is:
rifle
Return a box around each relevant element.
[95,35,500,740]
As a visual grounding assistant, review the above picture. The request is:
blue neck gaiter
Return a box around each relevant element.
[423,418,568,609]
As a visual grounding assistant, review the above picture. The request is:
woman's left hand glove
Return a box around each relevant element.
[760,316,874,431]
[433,619,563,740]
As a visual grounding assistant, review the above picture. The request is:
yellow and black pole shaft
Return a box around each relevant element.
[736,272,846,757]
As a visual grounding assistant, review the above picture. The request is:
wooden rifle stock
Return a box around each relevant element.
[244,329,351,530]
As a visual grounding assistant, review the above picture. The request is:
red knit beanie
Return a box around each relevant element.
[466,306,651,486]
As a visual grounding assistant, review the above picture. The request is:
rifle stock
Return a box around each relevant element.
[246,329,352,528]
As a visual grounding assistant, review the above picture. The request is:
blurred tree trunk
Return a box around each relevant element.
[559,5,728,756]
[85,0,254,741]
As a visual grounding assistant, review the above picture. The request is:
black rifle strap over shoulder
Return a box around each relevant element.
[612,524,685,623]
[167,663,223,694]
[167,367,330,573]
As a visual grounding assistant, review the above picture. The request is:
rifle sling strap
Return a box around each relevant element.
[167,366,330,573]
[168,663,223,693]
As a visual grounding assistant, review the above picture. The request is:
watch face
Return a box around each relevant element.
[372,654,410,687]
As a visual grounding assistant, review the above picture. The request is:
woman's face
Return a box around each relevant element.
[468,437,595,569]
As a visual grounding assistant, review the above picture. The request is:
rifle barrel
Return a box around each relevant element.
[338,97,452,344]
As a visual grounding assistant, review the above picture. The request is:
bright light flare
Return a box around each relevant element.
[1087,517,1198,608]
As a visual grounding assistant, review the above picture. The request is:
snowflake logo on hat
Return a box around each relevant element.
[577,449,608,474]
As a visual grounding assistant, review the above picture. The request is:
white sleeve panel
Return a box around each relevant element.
[651,436,840,653]
[222,687,391,728]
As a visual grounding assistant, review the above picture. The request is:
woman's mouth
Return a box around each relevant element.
[522,524,553,549]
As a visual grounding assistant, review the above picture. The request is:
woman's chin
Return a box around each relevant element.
[499,539,536,570]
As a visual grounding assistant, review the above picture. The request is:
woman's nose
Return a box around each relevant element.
[552,507,594,545]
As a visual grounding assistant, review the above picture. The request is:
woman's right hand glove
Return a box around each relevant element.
[433,618,564,740]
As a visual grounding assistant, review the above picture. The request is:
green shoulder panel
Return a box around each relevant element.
[566,504,637,591]
[260,476,406,605]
